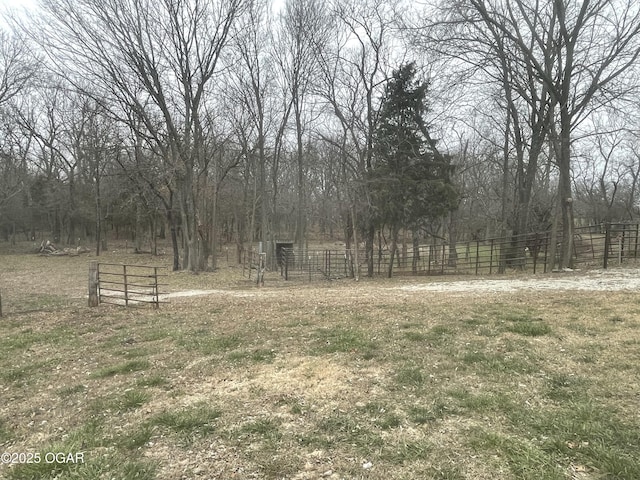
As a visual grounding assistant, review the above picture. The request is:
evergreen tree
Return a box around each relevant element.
[371,62,457,277]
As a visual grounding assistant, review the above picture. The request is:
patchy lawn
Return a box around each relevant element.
[1,244,639,479]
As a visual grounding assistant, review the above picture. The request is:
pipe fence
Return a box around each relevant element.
[241,223,640,283]
[89,261,167,308]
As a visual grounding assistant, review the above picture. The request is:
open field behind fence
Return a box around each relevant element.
[1,246,640,479]
[245,223,640,282]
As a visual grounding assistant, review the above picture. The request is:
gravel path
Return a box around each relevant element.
[397,268,640,293]
[162,267,640,300]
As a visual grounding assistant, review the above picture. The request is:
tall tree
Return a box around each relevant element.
[409,0,554,263]
[372,63,457,277]
[279,0,328,254]
[32,0,247,271]
[0,27,39,241]
[456,0,640,268]
[315,0,396,276]
[228,0,286,252]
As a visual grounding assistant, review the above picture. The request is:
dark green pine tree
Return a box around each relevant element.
[371,62,457,277]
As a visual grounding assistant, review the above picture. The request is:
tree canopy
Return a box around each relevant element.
[371,62,458,276]
[2,0,640,276]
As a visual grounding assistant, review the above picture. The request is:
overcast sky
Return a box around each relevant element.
[0,0,36,24]
[0,0,284,23]
[0,0,35,6]
[0,0,35,11]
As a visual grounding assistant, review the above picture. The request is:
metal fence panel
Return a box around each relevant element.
[242,223,640,282]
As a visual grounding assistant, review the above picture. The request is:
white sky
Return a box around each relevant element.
[0,0,36,25]
[0,0,36,6]
[0,0,283,21]
[0,0,35,12]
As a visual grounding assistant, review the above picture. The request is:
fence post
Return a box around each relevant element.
[475,240,480,275]
[285,250,289,280]
[532,233,538,274]
[257,252,265,286]
[0,289,3,317]
[489,239,494,274]
[88,261,99,307]
[123,264,129,307]
[344,250,348,278]
[255,252,262,286]
[543,232,549,273]
[603,223,611,269]
[153,266,159,309]
[619,235,623,265]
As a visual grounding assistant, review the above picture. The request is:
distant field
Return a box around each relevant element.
[1,242,639,479]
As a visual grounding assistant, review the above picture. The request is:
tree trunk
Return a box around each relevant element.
[259,128,268,246]
[387,226,400,278]
[558,108,575,269]
[351,203,359,281]
[210,182,219,270]
[499,107,511,274]
[168,209,180,271]
[95,169,101,256]
[135,201,144,253]
[448,210,459,267]
[179,167,199,272]
[294,104,306,255]
[151,214,157,256]
[366,224,375,277]
[547,192,561,272]
[412,231,420,274]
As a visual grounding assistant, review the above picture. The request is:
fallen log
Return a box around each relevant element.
[37,240,91,256]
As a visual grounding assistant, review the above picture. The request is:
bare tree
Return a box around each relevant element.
[409,0,556,268]
[0,27,40,241]
[315,0,397,276]
[573,111,640,223]
[226,0,285,254]
[32,0,247,271]
[0,111,35,242]
[277,0,330,255]
[15,83,79,243]
[0,28,38,108]
[454,0,640,268]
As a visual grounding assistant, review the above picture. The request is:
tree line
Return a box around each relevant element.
[1,0,639,275]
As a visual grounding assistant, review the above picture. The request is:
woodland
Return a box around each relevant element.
[1,0,640,274]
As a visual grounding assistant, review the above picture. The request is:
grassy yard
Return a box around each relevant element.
[1,244,639,479]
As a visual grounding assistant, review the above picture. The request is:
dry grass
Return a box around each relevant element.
[1,241,640,479]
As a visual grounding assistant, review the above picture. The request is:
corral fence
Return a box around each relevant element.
[242,247,366,282]
[242,223,640,282]
[88,261,167,307]
[242,250,267,285]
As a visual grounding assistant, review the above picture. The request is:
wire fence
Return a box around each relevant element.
[242,223,640,283]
